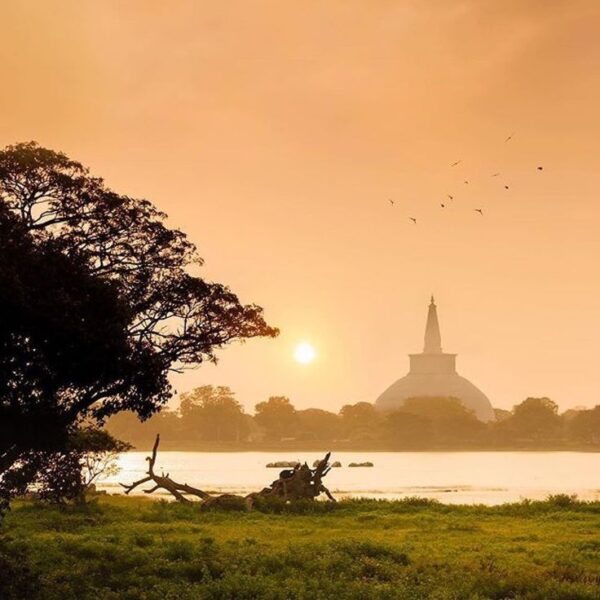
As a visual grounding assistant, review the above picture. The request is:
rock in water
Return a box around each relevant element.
[313,459,342,467]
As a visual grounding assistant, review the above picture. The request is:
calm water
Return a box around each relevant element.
[103,451,600,505]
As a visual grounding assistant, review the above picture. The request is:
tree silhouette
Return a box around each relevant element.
[254,396,298,441]
[179,386,248,442]
[0,142,277,505]
[496,397,562,443]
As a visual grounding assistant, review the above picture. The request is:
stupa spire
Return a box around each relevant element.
[424,295,442,353]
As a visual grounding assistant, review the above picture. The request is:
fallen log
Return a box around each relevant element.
[121,434,336,507]
[120,434,210,502]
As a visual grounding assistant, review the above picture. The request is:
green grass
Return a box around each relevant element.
[1,495,599,599]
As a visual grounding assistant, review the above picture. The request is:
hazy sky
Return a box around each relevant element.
[2,1,600,412]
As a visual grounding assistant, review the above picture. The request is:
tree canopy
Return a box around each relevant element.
[494,397,562,443]
[179,386,249,442]
[0,142,277,503]
[254,396,298,441]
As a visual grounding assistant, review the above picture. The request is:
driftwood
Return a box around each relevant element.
[251,453,336,502]
[121,434,336,508]
[120,435,210,502]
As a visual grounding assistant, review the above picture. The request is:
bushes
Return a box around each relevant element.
[547,493,580,507]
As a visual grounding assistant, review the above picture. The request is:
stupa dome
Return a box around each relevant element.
[375,297,495,422]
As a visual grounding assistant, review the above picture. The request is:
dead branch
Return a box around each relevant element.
[119,434,210,502]
[120,434,336,508]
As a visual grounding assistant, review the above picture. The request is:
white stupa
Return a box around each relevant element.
[375,296,495,422]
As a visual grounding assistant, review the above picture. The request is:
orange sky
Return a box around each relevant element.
[2,1,600,412]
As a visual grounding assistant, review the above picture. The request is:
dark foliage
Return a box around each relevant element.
[36,451,86,504]
[255,396,298,441]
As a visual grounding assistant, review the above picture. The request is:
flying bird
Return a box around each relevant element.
[409,217,417,224]
[388,199,394,205]
[475,208,483,215]
[464,180,469,184]
[447,194,454,200]
[492,172,500,177]
[537,166,544,171]
[504,185,509,190]
[505,132,515,142]
[450,160,461,167]
[441,203,446,208]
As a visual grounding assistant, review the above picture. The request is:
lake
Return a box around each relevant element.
[103,451,600,505]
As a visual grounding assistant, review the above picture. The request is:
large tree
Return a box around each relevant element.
[254,396,298,441]
[178,385,248,442]
[495,397,562,444]
[0,142,277,502]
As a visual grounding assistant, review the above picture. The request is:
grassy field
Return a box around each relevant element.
[1,495,599,600]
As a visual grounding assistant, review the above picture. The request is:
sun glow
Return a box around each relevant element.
[294,342,316,364]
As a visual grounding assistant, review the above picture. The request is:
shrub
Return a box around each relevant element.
[547,494,579,507]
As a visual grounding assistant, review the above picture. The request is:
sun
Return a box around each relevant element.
[294,342,316,364]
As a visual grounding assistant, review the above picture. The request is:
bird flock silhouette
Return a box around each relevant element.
[389,133,545,224]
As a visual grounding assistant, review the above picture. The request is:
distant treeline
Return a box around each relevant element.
[105,386,600,451]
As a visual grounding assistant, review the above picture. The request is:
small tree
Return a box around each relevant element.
[75,428,132,492]
[34,428,131,504]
